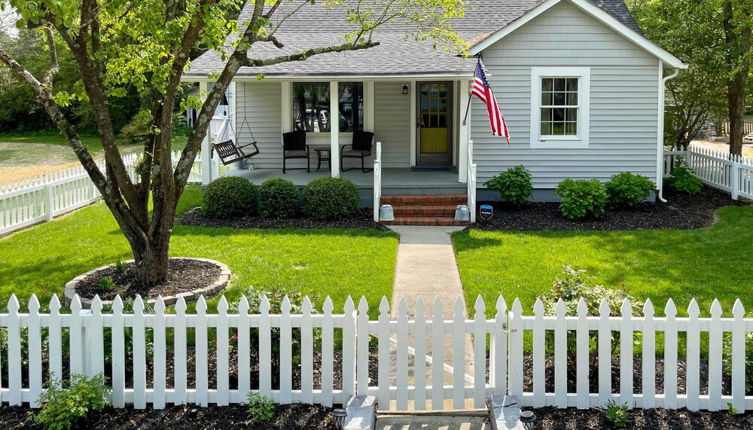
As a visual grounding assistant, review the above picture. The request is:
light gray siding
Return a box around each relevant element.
[236,81,286,170]
[374,82,411,168]
[472,2,660,189]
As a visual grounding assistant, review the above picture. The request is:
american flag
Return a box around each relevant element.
[472,61,511,144]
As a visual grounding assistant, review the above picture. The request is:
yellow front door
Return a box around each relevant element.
[418,82,451,165]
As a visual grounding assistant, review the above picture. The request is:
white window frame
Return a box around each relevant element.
[530,67,590,149]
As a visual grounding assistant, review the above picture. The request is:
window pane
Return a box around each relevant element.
[566,78,578,92]
[552,123,566,135]
[541,108,553,122]
[565,108,578,122]
[292,82,363,132]
[542,78,554,92]
[565,122,578,135]
[338,82,363,132]
[552,108,566,122]
[553,92,565,106]
[541,92,553,106]
[541,122,552,135]
[553,78,566,91]
[566,93,578,106]
[293,82,330,132]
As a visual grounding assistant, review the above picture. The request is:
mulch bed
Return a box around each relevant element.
[529,407,753,429]
[475,186,749,231]
[177,207,389,231]
[75,259,221,301]
[0,403,338,429]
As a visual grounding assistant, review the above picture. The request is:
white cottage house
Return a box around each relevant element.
[184,0,686,224]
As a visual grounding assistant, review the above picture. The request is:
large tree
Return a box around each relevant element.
[0,0,464,284]
[631,0,751,153]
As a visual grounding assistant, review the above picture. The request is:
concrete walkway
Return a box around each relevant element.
[388,226,466,317]
[376,415,490,430]
[385,226,475,411]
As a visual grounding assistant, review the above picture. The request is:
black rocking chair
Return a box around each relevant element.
[282,130,310,173]
[341,131,374,173]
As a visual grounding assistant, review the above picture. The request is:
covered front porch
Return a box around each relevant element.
[197,76,475,186]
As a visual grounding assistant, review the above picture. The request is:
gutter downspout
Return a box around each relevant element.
[657,63,681,203]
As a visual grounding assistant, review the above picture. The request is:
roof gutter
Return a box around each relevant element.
[657,63,681,203]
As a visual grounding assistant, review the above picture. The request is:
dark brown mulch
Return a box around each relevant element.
[75,259,221,301]
[177,207,390,231]
[475,186,748,231]
[529,407,753,429]
[0,403,337,429]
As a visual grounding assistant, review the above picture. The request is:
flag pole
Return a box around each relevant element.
[462,54,481,126]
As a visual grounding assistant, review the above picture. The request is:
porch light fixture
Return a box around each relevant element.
[401,84,409,95]
[333,408,347,429]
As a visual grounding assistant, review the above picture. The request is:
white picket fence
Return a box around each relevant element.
[0,151,202,236]
[1,293,751,412]
[664,145,753,200]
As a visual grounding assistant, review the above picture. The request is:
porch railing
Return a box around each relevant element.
[467,139,477,223]
[373,141,382,222]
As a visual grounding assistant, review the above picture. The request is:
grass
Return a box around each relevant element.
[0,185,398,315]
[0,130,187,152]
[453,205,753,317]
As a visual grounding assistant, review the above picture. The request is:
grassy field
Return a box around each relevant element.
[0,131,187,184]
[453,205,753,317]
[0,185,398,315]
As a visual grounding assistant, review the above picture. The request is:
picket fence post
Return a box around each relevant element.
[43,181,53,222]
[731,156,740,200]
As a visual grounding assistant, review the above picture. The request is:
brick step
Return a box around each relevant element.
[381,216,469,226]
[381,194,467,205]
[391,205,458,217]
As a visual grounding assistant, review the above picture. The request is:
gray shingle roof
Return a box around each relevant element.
[186,0,642,78]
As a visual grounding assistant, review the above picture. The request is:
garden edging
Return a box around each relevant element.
[64,257,231,307]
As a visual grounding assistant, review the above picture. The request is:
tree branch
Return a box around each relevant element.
[241,41,379,68]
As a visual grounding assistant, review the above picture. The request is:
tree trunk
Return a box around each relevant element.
[728,82,747,155]
[134,236,171,285]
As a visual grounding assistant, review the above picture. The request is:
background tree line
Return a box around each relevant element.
[630,0,752,154]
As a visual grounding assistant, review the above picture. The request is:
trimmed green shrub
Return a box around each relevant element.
[260,178,299,218]
[34,374,111,430]
[303,177,360,220]
[555,178,607,219]
[484,165,533,207]
[202,177,258,218]
[605,172,655,209]
[247,392,275,423]
[670,160,703,194]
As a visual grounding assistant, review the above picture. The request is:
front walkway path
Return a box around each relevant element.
[388,226,466,317]
[386,226,475,411]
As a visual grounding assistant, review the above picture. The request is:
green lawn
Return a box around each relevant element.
[0,186,398,315]
[0,130,187,151]
[453,205,753,317]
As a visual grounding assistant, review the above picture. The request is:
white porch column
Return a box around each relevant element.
[409,81,417,167]
[330,81,340,177]
[200,80,212,186]
[459,78,471,183]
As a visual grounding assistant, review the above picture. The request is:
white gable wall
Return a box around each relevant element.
[473,1,660,189]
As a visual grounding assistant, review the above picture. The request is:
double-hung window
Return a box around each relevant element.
[530,67,590,148]
[292,82,363,133]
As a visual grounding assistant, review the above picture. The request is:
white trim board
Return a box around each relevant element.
[469,0,688,70]
[529,67,591,149]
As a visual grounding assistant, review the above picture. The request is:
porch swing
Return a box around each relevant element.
[212,86,260,166]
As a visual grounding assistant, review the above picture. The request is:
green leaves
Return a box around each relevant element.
[555,178,608,220]
[605,172,655,209]
[484,165,533,207]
